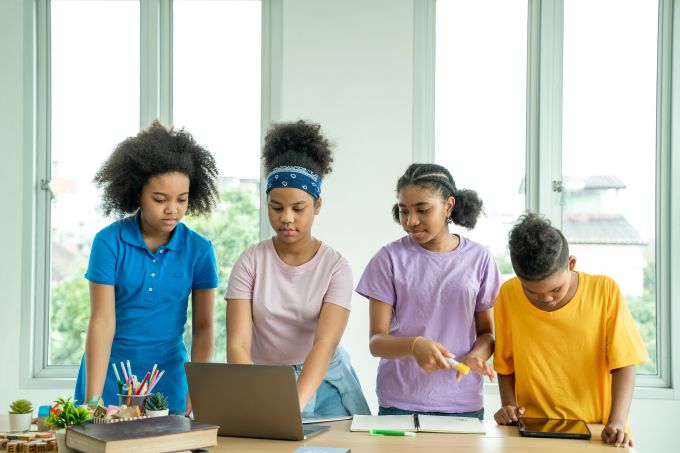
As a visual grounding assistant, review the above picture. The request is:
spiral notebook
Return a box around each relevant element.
[350,414,485,434]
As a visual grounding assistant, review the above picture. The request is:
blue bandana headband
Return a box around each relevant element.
[266,165,322,198]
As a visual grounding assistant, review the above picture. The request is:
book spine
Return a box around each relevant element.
[414,413,420,431]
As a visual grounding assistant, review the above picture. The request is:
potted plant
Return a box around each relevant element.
[46,396,92,453]
[145,392,169,417]
[8,399,33,432]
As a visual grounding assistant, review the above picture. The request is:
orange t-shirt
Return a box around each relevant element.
[494,272,649,423]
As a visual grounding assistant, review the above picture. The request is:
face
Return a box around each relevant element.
[398,184,454,249]
[267,188,321,245]
[138,172,190,237]
[518,256,577,312]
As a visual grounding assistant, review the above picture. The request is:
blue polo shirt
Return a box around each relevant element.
[74,212,218,412]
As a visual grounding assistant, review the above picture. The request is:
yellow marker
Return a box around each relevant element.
[445,357,470,375]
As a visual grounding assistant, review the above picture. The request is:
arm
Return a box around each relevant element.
[493,372,525,424]
[84,282,116,403]
[226,299,253,363]
[368,298,451,372]
[601,365,636,448]
[296,303,349,410]
[456,308,495,381]
[185,289,215,415]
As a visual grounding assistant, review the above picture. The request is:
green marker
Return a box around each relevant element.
[369,429,416,437]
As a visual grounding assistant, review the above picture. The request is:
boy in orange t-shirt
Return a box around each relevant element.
[493,213,648,448]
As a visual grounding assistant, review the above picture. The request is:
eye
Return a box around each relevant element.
[399,209,408,215]
[552,287,562,293]
[178,198,188,204]
[153,198,165,203]
[418,209,428,213]
[293,207,305,212]
[270,206,282,211]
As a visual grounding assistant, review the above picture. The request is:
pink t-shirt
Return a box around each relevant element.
[226,238,353,365]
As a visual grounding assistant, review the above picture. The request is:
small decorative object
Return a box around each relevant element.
[45,396,92,453]
[8,399,33,432]
[144,392,169,417]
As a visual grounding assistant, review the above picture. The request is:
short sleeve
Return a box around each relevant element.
[225,248,256,300]
[84,232,117,286]
[475,251,502,313]
[322,257,353,310]
[492,283,515,375]
[605,278,650,371]
[192,241,219,290]
[355,247,396,306]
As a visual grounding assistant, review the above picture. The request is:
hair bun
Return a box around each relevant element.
[262,120,333,176]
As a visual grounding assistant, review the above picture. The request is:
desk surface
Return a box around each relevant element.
[211,419,638,452]
[0,415,637,452]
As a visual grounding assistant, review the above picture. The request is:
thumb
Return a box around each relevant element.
[517,407,525,415]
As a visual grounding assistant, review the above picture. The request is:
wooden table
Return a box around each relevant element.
[210,419,638,452]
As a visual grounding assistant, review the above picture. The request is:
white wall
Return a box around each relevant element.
[0,0,676,452]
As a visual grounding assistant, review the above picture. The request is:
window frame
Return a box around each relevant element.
[424,0,680,395]
[21,0,275,387]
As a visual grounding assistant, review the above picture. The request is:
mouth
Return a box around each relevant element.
[280,228,297,237]
[162,219,177,225]
[409,230,426,239]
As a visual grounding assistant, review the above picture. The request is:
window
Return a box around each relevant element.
[34,0,262,377]
[433,0,671,384]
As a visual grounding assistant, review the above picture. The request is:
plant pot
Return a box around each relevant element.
[8,412,32,432]
[55,428,77,453]
[145,409,169,417]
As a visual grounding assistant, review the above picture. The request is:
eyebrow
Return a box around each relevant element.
[151,191,189,196]
[269,199,307,206]
[398,202,431,207]
[525,286,561,294]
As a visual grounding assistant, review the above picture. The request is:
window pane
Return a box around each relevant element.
[562,0,657,374]
[49,0,140,366]
[173,0,262,362]
[435,0,528,278]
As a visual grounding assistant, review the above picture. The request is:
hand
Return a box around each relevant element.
[457,354,496,383]
[601,423,633,448]
[411,337,454,373]
[494,405,525,425]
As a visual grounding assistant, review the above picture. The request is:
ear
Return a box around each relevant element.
[314,196,322,215]
[446,196,455,218]
[568,255,577,271]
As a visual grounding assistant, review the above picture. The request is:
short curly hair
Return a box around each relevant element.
[509,212,570,281]
[262,120,333,177]
[94,120,219,217]
[391,163,483,229]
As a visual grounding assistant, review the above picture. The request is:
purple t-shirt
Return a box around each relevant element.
[356,235,501,413]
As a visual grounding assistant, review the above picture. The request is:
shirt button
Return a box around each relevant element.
[152,259,157,263]
[151,273,156,277]
[148,287,153,292]
[159,249,164,254]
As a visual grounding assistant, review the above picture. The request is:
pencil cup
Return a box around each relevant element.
[118,393,149,410]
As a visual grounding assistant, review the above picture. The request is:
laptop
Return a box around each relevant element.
[185,362,330,440]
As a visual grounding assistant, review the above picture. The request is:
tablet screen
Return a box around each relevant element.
[518,417,591,439]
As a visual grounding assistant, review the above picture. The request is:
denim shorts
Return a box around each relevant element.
[378,405,484,420]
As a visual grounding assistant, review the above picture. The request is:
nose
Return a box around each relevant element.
[165,201,178,214]
[406,212,419,227]
[281,209,294,225]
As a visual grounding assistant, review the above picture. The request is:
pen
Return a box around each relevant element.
[120,361,129,383]
[445,357,470,375]
[111,363,121,383]
[146,369,165,393]
[369,429,416,437]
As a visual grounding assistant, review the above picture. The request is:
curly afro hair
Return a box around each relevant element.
[262,120,333,177]
[94,120,219,217]
[509,212,570,281]
[391,163,483,229]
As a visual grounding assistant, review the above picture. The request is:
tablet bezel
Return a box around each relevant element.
[518,416,592,440]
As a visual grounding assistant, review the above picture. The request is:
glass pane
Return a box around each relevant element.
[562,0,657,374]
[435,0,528,278]
[174,0,262,362]
[49,0,140,366]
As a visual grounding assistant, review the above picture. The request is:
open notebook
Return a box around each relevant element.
[350,414,486,434]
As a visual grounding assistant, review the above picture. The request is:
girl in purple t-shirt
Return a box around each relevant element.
[356,163,501,418]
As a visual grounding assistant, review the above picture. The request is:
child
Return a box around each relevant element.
[226,120,370,417]
[493,212,649,448]
[74,121,219,415]
[356,163,501,418]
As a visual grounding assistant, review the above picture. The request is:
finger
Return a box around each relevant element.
[615,429,625,447]
[455,370,463,382]
[517,407,525,416]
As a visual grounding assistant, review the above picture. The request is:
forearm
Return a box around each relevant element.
[297,339,337,410]
[468,332,494,361]
[85,318,115,401]
[191,324,214,362]
[369,333,420,359]
[497,373,518,406]
[608,366,636,425]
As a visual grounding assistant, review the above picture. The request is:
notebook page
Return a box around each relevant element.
[349,415,417,432]
[417,415,486,434]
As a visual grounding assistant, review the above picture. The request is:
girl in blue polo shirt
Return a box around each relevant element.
[74,121,219,414]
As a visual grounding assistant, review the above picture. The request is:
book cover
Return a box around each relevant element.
[66,415,218,453]
[350,414,485,434]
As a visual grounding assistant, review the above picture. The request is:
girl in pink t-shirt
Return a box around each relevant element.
[356,163,501,418]
[226,120,370,417]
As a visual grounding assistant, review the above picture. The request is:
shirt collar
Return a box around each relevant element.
[120,210,185,251]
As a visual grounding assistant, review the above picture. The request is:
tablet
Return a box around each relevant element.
[518,417,591,440]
